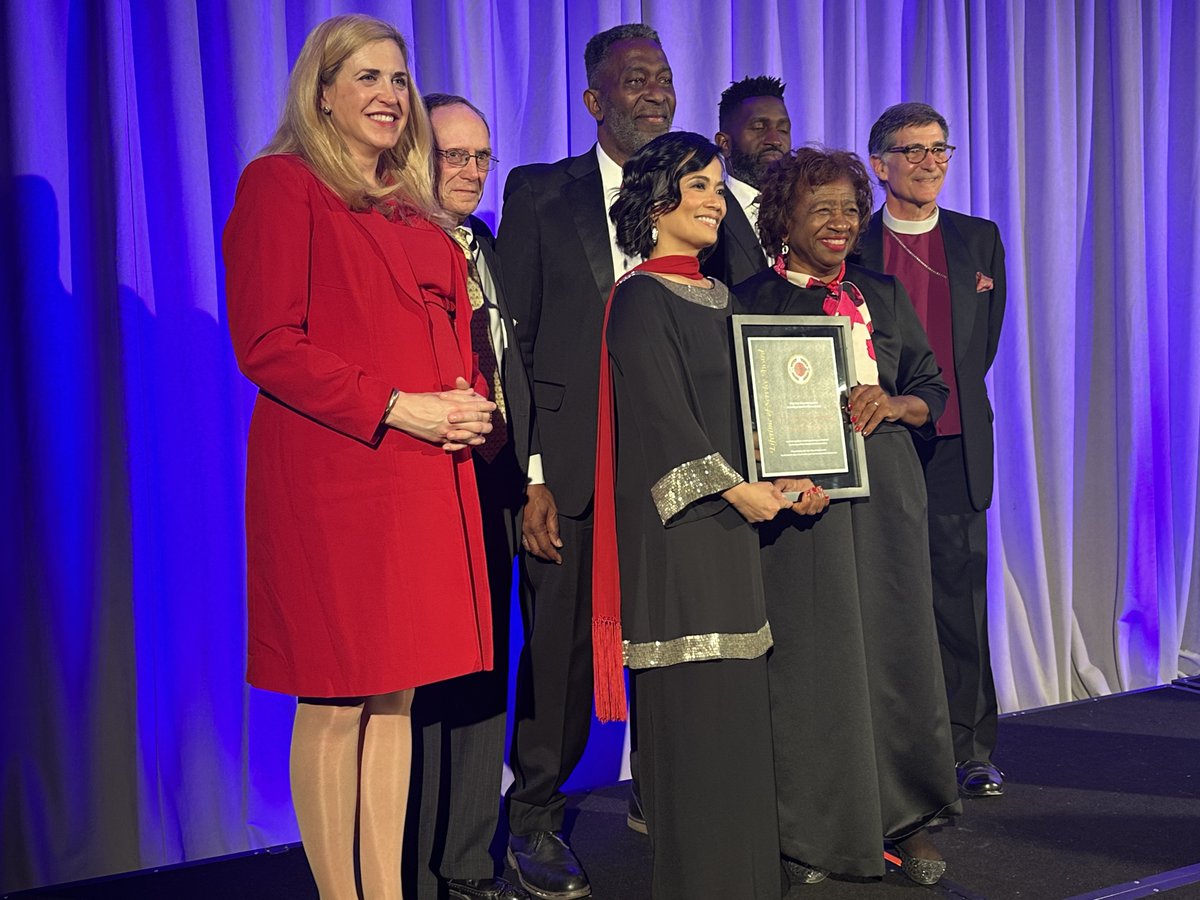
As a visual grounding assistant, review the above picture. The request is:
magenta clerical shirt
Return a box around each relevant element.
[882,212,961,436]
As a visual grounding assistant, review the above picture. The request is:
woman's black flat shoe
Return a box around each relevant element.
[782,856,829,884]
[894,844,947,885]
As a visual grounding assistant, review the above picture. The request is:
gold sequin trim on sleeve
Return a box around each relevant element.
[650,452,744,523]
[624,622,773,669]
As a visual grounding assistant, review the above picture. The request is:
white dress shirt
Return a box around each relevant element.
[596,143,640,279]
[725,175,770,262]
[460,223,546,482]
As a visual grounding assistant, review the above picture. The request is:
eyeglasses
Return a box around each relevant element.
[882,143,956,164]
[436,149,498,171]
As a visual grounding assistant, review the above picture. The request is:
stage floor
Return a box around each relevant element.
[11,682,1200,900]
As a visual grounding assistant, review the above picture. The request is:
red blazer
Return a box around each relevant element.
[224,154,492,697]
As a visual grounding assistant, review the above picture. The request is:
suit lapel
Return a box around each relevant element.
[938,210,979,366]
[565,151,616,301]
[349,205,425,305]
[858,211,885,273]
[724,196,763,269]
[469,215,532,465]
[470,217,509,315]
[467,215,516,357]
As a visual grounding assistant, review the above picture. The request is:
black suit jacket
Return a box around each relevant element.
[855,208,1006,510]
[468,213,534,475]
[703,190,767,288]
[496,148,614,517]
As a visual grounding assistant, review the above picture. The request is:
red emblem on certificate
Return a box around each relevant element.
[788,354,813,385]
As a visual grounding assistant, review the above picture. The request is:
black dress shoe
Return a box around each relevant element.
[956,759,1004,797]
[626,788,648,835]
[506,832,591,899]
[446,876,530,900]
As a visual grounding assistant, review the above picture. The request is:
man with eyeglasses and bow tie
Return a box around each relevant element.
[857,102,1007,800]
[410,93,533,900]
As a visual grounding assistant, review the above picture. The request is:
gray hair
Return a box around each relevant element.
[584,24,662,87]
[868,102,949,156]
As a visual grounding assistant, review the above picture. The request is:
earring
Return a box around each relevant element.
[773,240,790,277]
[650,223,659,245]
[321,106,332,115]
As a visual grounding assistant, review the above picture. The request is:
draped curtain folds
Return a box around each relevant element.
[1,0,1196,892]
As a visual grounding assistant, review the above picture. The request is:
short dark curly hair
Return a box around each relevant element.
[756,146,874,258]
[718,75,786,131]
[610,131,722,260]
[584,24,662,88]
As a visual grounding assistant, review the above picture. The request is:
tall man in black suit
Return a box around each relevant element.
[410,94,532,900]
[496,23,675,900]
[708,75,792,286]
[857,102,1007,797]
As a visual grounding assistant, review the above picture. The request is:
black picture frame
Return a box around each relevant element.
[731,314,870,499]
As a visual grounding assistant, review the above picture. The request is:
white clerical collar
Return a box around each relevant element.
[725,175,760,213]
[596,143,624,207]
[883,205,940,234]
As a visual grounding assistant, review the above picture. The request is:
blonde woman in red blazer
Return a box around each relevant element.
[223,15,496,898]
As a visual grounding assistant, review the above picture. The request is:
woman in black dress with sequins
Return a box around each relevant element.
[590,132,826,898]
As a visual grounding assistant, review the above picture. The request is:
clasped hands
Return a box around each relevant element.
[386,376,496,452]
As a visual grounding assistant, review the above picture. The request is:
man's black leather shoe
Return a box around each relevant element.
[506,831,591,899]
[956,759,1004,797]
[446,876,530,900]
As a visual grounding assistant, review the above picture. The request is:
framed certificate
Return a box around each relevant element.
[731,315,869,499]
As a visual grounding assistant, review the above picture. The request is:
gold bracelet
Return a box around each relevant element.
[382,389,401,426]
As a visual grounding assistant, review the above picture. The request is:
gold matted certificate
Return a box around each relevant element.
[732,315,869,499]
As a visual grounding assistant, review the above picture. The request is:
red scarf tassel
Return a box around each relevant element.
[591,255,705,723]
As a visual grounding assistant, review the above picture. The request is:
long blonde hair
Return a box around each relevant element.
[260,14,448,224]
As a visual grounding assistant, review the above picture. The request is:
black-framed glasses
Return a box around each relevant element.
[436,149,498,171]
[883,143,956,164]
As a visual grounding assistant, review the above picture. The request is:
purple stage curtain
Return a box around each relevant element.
[2,0,1197,892]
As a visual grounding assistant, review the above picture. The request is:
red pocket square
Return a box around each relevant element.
[976,272,994,292]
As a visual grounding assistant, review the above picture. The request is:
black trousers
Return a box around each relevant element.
[633,656,783,900]
[919,435,998,762]
[506,505,597,834]
[410,443,524,894]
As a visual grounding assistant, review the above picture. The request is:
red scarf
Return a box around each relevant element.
[774,259,876,361]
[592,254,705,722]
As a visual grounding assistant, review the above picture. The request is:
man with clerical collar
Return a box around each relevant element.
[413,93,532,900]
[496,22,674,900]
[858,101,1008,800]
[708,75,792,286]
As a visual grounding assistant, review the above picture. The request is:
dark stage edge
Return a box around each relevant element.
[9,684,1200,900]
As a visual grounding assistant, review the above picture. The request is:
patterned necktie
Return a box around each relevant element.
[452,227,507,462]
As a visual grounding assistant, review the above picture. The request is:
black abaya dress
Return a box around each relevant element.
[607,271,781,899]
[734,264,961,877]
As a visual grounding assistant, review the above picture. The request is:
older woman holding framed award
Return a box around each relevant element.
[733,147,960,886]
